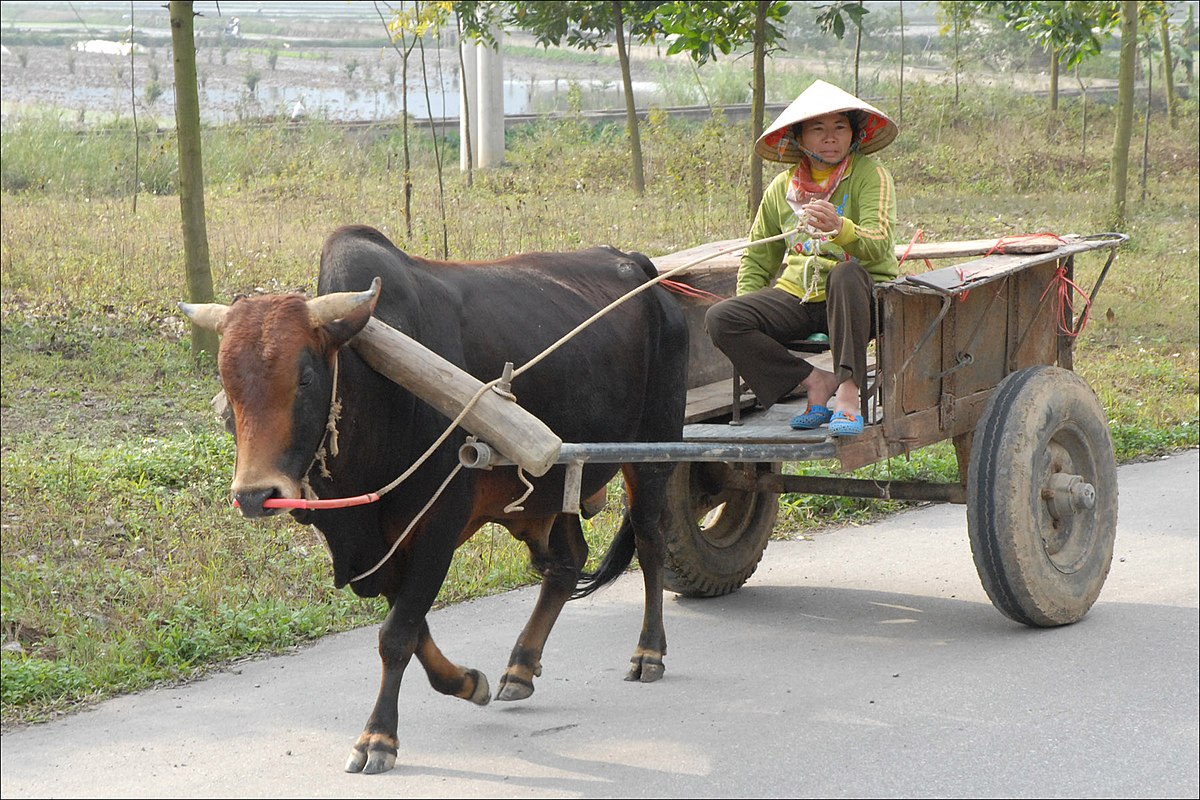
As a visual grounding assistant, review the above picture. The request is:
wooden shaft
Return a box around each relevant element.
[351,317,562,477]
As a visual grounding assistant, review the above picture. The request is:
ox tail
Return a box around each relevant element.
[571,514,636,600]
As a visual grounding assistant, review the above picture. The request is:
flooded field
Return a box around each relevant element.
[2,41,670,127]
[0,1,683,127]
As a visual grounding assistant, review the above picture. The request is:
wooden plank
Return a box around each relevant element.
[684,421,831,444]
[902,253,1040,293]
[653,238,744,275]
[684,378,754,424]
[900,239,1110,293]
[652,235,1071,279]
[682,351,872,425]
[684,394,830,444]
[898,235,1065,260]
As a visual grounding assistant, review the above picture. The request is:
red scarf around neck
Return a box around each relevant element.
[786,154,852,214]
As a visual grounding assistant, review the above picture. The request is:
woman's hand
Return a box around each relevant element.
[801,199,841,235]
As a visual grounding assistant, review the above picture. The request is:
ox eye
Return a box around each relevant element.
[299,366,315,387]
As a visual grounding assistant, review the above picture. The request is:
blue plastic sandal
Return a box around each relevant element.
[790,404,833,430]
[829,410,865,437]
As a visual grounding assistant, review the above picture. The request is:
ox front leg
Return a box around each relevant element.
[349,616,490,774]
[624,464,671,684]
[498,515,588,701]
[346,604,416,774]
[346,544,470,775]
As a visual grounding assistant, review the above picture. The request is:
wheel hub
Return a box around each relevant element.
[1042,472,1096,520]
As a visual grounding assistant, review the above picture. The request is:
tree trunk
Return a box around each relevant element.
[1076,69,1088,160]
[1186,5,1196,84]
[1141,34,1152,203]
[749,0,767,216]
[401,38,413,239]
[1049,47,1059,111]
[457,14,474,186]
[898,0,905,124]
[953,23,961,105]
[1110,0,1138,230]
[168,0,217,361]
[612,1,644,195]
[853,0,863,95]
[1159,13,1178,130]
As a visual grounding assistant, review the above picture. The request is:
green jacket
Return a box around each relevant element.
[738,153,898,302]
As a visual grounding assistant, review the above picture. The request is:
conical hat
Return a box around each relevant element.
[756,79,898,163]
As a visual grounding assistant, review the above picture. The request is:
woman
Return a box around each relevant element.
[705,80,899,437]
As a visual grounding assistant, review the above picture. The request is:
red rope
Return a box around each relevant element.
[897,228,934,272]
[986,232,1067,256]
[1040,264,1093,337]
[236,493,382,510]
[659,278,725,302]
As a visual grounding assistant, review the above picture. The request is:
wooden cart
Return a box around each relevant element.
[458,233,1126,627]
[648,233,1125,627]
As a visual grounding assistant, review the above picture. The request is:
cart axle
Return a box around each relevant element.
[1042,473,1097,519]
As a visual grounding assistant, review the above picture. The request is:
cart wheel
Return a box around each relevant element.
[661,461,780,598]
[967,365,1117,627]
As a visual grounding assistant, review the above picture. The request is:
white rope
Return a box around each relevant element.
[349,462,464,584]
[334,227,806,582]
[503,466,535,513]
[366,226,802,503]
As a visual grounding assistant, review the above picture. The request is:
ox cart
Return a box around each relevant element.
[188,227,1125,774]
[463,232,1127,628]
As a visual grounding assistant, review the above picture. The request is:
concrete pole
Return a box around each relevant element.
[459,39,477,172]
[476,28,505,168]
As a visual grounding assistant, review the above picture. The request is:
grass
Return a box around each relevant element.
[1,80,1197,727]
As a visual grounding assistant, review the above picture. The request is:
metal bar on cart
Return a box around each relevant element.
[756,473,965,504]
[460,439,965,510]
[461,439,838,469]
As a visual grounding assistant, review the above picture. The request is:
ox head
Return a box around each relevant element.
[180,278,381,517]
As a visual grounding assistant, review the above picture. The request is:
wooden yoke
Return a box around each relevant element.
[351,318,562,477]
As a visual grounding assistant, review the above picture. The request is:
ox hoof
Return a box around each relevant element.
[468,668,492,706]
[496,673,535,702]
[625,656,665,683]
[345,734,397,774]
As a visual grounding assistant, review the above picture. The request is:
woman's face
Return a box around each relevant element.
[799,112,854,164]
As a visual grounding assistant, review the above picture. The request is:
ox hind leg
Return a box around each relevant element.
[622,462,674,683]
[497,514,589,701]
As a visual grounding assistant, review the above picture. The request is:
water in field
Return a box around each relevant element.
[0,35,672,127]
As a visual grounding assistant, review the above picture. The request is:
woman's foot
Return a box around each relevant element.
[829,410,864,437]
[790,404,834,430]
[799,367,840,409]
[833,380,860,416]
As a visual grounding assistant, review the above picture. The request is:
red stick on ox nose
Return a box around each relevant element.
[233,493,381,511]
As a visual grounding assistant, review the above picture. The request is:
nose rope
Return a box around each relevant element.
[299,351,343,499]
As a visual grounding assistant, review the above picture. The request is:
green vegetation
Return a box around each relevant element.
[2,79,1196,727]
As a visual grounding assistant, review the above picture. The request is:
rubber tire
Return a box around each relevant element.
[662,461,780,598]
[967,365,1118,627]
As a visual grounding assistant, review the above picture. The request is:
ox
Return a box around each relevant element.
[180,225,688,774]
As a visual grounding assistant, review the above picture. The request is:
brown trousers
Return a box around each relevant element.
[705,259,877,409]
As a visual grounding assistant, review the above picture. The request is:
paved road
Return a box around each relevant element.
[3,452,1197,799]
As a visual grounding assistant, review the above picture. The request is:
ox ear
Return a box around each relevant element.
[178,301,229,333]
[309,276,381,346]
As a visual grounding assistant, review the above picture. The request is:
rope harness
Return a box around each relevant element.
[266,227,1092,585]
[271,229,800,584]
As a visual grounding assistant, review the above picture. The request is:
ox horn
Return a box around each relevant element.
[178,301,230,332]
[307,277,382,326]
